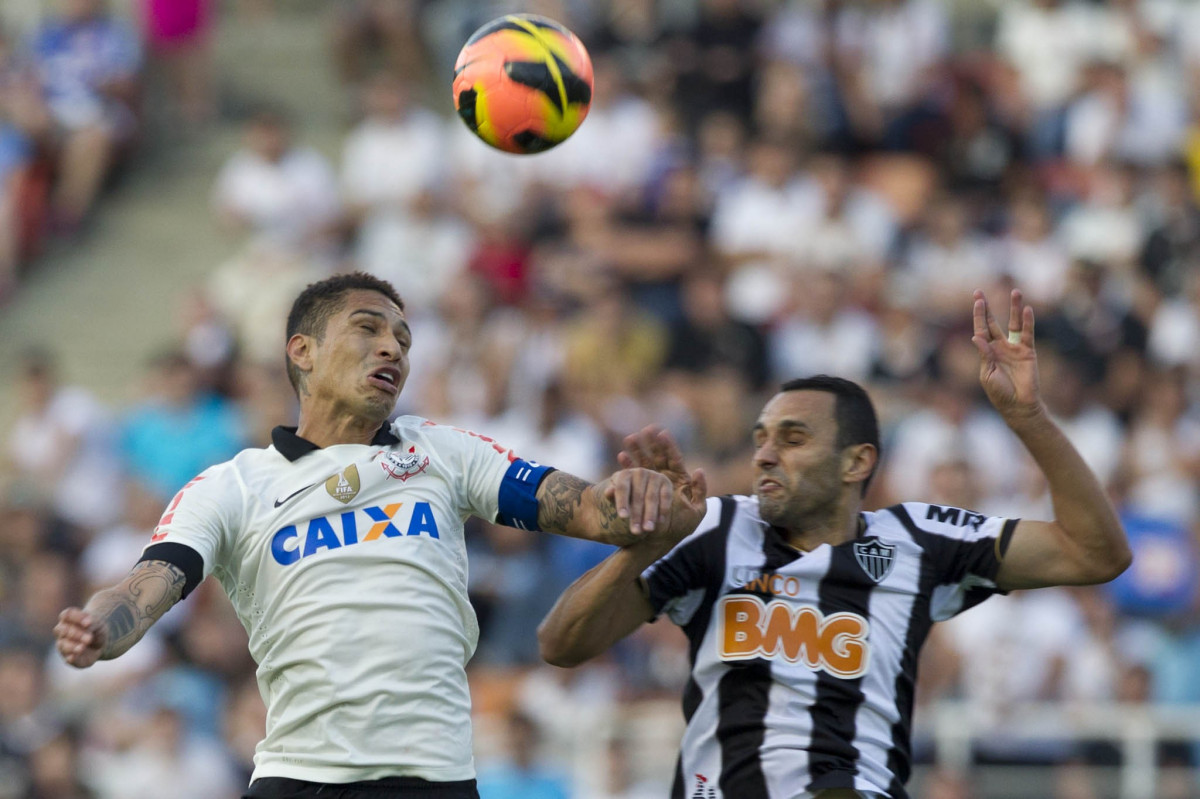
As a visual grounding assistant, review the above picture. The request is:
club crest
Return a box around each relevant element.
[382,446,430,482]
[853,538,896,584]
[325,464,361,504]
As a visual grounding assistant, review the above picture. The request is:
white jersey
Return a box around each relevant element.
[642,495,1016,799]
[143,417,551,785]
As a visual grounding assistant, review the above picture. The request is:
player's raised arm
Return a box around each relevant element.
[53,560,187,668]
[539,428,707,667]
[971,289,1131,590]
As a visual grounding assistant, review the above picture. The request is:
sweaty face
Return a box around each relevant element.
[752,391,846,528]
[303,290,412,422]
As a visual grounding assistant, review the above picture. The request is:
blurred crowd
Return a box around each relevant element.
[4,0,1200,797]
[0,0,212,304]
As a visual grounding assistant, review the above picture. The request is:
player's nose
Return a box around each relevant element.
[753,441,778,469]
[376,337,401,362]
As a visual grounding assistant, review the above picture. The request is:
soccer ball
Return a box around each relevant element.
[452,14,593,155]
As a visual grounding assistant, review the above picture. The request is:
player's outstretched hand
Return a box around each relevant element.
[971,289,1042,419]
[53,607,105,668]
[604,467,676,538]
[613,426,708,550]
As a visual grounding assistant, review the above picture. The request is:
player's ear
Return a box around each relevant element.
[286,334,315,376]
[842,443,878,490]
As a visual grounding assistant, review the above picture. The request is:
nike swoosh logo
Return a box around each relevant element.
[274,483,318,508]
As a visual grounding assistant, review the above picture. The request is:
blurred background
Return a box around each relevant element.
[0,0,1198,797]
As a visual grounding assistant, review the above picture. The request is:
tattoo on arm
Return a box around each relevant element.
[537,471,589,535]
[87,560,187,660]
[536,471,630,543]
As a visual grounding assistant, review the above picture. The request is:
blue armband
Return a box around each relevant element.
[496,459,554,531]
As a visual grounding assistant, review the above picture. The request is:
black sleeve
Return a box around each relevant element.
[139,542,205,599]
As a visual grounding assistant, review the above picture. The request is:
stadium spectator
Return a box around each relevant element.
[119,350,247,501]
[211,107,341,255]
[138,0,214,125]
[475,710,569,799]
[341,70,469,310]
[28,0,141,232]
[5,348,123,531]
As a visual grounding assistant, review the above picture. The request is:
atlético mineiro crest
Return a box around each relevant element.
[382,446,430,482]
[853,538,896,583]
[691,774,717,799]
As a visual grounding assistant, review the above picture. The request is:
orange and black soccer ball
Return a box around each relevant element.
[452,14,593,155]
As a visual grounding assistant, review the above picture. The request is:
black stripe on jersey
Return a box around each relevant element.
[997,517,1018,558]
[882,503,1005,795]
[805,541,877,792]
[671,497,737,799]
[884,509,942,797]
[715,522,801,799]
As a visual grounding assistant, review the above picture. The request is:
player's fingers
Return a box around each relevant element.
[970,334,992,360]
[58,607,89,626]
[972,292,988,340]
[611,473,631,521]
[654,429,687,475]
[1007,289,1023,342]
[616,451,633,469]
[636,425,669,470]
[53,617,92,645]
[689,468,708,507]
[659,478,674,523]
[640,472,664,532]
[1022,304,1035,347]
[629,469,647,534]
[983,295,1005,340]
[622,431,652,469]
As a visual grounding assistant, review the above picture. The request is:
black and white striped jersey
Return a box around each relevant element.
[642,494,1017,799]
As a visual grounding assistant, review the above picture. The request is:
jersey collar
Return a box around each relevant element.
[271,424,401,462]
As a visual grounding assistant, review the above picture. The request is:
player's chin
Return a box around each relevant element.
[361,392,398,419]
[754,493,786,524]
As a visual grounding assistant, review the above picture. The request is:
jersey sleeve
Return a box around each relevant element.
[890,501,1018,622]
[425,423,553,532]
[642,496,730,627]
[138,465,241,598]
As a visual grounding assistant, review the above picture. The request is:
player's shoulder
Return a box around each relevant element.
[868,501,1005,544]
[693,494,762,537]
[392,416,516,455]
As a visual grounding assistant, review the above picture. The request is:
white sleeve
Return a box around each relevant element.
[422,423,523,523]
[140,464,242,596]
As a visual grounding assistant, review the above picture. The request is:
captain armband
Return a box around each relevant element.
[496,459,555,532]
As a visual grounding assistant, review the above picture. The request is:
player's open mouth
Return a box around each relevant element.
[368,367,402,395]
[757,478,784,493]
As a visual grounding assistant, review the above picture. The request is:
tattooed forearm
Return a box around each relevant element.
[84,560,187,660]
[536,471,636,544]
[536,471,589,535]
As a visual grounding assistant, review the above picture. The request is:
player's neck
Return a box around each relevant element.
[780,506,862,553]
[295,406,387,449]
